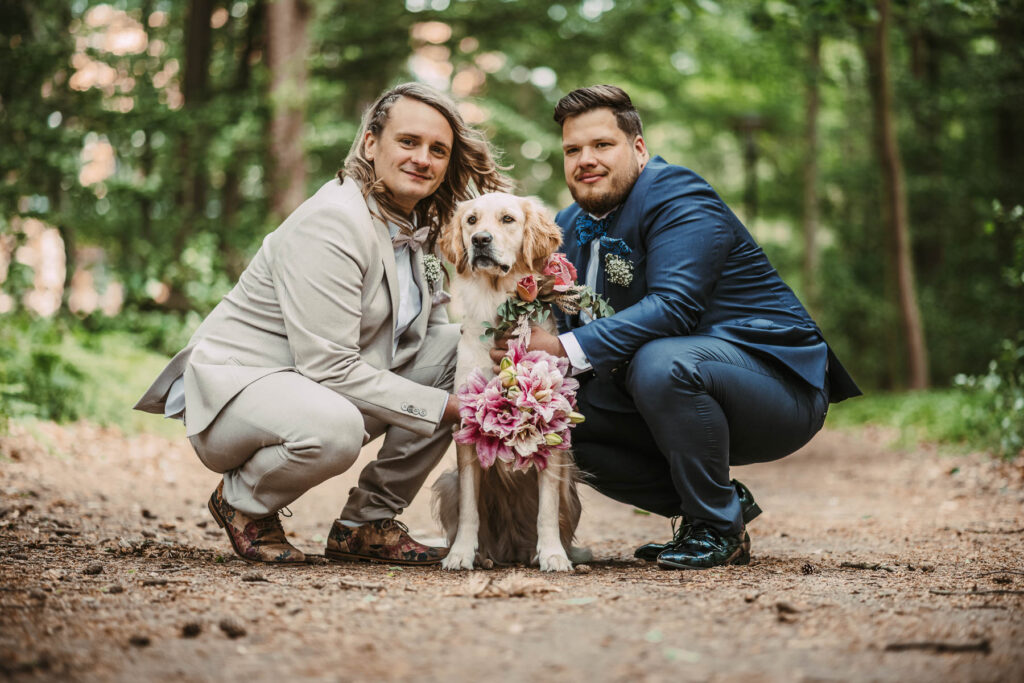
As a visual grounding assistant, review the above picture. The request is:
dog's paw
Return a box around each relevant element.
[538,551,573,572]
[441,546,477,571]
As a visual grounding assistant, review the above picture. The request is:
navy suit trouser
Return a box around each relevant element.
[571,335,829,535]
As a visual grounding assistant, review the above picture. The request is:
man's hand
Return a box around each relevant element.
[442,393,461,425]
[489,326,567,371]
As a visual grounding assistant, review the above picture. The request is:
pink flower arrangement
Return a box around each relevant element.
[542,253,578,292]
[454,339,584,471]
[515,274,538,303]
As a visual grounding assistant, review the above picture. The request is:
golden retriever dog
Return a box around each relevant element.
[433,192,588,572]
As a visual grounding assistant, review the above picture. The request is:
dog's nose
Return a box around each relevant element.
[471,232,492,248]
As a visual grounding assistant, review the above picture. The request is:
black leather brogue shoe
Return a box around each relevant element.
[633,479,762,561]
[655,526,751,570]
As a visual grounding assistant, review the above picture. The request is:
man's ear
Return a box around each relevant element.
[364,131,378,162]
[633,135,648,167]
[521,197,563,273]
[439,203,469,274]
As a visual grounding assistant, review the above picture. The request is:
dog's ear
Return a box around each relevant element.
[439,202,469,274]
[521,197,563,273]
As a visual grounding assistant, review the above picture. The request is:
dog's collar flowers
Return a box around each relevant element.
[481,253,614,341]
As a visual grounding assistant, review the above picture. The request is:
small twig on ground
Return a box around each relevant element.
[885,639,991,654]
[153,565,189,574]
[961,527,1024,535]
[929,589,1024,596]
[976,570,1024,578]
[840,562,895,572]
[338,577,385,591]
[140,578,190,586]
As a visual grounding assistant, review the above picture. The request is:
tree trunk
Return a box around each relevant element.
[220,0,265,281]
[173,0,212,260]
[994,4,1024,212]
[163,0,213,311]
[801,29,821,315]
[862,0,929,389]
[267,0,310,219]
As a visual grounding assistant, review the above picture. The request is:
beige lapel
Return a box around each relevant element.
[366,195,401,358]
[392,248,432,368]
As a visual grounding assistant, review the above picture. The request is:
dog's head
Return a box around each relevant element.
[439,193,562,278]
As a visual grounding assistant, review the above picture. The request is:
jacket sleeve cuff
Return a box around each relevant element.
[559,332,593,377]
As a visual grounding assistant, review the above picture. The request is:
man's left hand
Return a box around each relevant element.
[489,326,567,371]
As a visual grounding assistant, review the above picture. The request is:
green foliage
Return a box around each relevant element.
[0,317,85,426]
[954,335,1024,458]
[825,389,989,452]
[79,308,201,358]
[952,203,1024,458]
[0,317,188,438]
[2,0,1022,410]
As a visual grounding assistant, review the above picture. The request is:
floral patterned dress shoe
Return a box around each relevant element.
[324,518,448,566]
[634,479,762,561]
[655,526,751,570]
[207,482,305,564]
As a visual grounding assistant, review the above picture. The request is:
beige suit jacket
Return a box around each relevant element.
[134,178,449,438]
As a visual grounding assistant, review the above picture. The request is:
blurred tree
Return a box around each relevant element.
[267,0,309,219]
[861,0,928,389]
[1,0,1021,396]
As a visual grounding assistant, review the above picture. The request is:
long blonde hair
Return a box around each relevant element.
[340,83,513,249]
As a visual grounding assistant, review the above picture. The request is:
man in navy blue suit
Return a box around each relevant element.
[493,85,860,569]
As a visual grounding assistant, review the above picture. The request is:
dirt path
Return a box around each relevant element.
[1,421,1022,682]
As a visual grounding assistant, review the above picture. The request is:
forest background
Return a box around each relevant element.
[0,0,1021,458]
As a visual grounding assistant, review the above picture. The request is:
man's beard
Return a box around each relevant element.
[569,159,641,216]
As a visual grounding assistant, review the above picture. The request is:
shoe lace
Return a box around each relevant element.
[253,512,287,545]
[378,518,410,534]
[669,515,692,544]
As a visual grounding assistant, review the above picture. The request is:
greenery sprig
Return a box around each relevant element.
[480,258,615,343]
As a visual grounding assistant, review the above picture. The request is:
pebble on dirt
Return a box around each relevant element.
[106,584,124,594]
[182,622,202,638]
[83,563,104,575]
[219,618,247,639]
[128,635,151,647]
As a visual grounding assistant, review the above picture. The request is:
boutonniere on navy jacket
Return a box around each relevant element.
[132,82,513,569]
[535,84,862,571]
[599,236,633,287]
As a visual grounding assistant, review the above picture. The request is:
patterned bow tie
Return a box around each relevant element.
[574,211,616,247]
[392,226,430,251]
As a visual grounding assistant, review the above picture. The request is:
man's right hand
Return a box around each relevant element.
[442,393,461,425]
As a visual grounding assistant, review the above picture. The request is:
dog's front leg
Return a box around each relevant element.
[441,443,481,570]
[536,462,572,572]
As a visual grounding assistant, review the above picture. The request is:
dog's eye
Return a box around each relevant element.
[501,215,515,223]
[467,215,477,225]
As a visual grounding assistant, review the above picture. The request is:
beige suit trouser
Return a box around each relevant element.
[188,324,459,521]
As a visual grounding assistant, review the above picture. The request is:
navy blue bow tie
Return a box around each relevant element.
[574,211,616,247]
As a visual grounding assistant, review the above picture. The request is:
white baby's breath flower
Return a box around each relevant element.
[422,254,443,291]
[605,253,634,287]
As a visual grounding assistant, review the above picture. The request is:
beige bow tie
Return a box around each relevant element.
[392,226,430,251]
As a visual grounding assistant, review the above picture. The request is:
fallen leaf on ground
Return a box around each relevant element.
[446,572,562,598]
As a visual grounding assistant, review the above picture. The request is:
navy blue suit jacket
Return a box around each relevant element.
[555,156,860,405]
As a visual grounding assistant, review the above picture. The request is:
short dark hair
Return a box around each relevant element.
[553,85,643,139]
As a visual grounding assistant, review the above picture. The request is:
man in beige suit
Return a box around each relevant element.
[135,83,511,565]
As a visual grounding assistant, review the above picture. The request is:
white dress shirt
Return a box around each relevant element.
[559,212,613,375]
